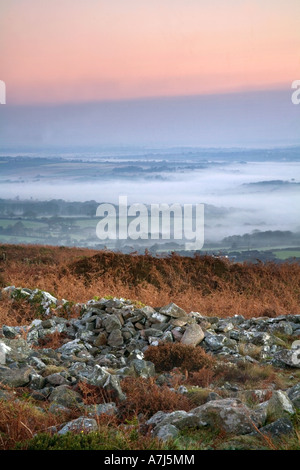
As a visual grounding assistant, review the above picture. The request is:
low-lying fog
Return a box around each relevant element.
[1,155,299,242]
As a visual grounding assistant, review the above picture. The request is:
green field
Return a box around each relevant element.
[0,234,43,243]
[0,219,46,229]
[273,250,300,260]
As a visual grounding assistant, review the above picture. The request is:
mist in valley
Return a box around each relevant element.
[0,148,299,253]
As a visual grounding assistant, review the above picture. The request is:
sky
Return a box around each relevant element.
[0,0,299,147]
[1,90,299,148]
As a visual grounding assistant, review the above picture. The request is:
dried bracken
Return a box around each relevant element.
[1,245,300,321]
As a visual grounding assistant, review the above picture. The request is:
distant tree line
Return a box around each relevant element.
[223,230,300,249]
[0,199,99,218]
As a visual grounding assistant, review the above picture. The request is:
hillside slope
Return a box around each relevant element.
[0,244,300,320]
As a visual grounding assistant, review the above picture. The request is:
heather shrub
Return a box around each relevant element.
[75,382,114,405]
[14,429,171,450]
[185,367,217,388]
[144,343,215,373]
[186,388,212,407]
[42,365,67,377]
[119,377,193,421]
[212,360,281,388]
[0,273,6,288]
[34,331,70,350]
[0,294,41,326]
[0,399,67,450]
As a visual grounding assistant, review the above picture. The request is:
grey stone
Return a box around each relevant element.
[29,372,46,390]
[0,338,32,362]
[58,417,98,435]
[130,359,156,378]
[229,330,241,341]
[273,349,300,369]
[255,417,295,438]
[159,303,187,318]
[146,411,167,428]
[155,424,179,441]
[204,333,227,351]
[161,331,174,343]
[237,389,272,404]
[254,401,269,425]
[206,392,222,402]
[177,385,188,394]
[0,341,11,364]
[57,339,88,356]
[126,338,148,354]
[168,413,202,430]
[127,349,144,362]
[148,410,199,433]
[107,329,124,347]
[2,325,18,339]
[103,314,122,333]
[143,328,164,338]
[122,330,133,341]
[267,390,295,420]
[85,402,118,417]
[171,328,183,342]
[96,353,120,368]
[287,383,300,409]
[153,410,190,430]
[75,365,126,401]
[49,403,71,415]
[73,364,109,384]
[30,386,53,401]
[26,329,40,344]
[231,315,246,325]
[103,374,126,401]
[46,373,68,386]
[41,319,56,329]
[191,398,264,435]
[170,318,189,327]
[48,385,83,408]
[85,321,97,332]
[241,332,273,346]
[129,313,144,323]
[148,337,160,346]
[0,365,33,387]
[28,356,47,371]
[76,330,95,343]
[181,324,205,347]
[269,321,294,336]
[149,312,169,324]
[139,306,156,318]
[104,299,124,309]
[94,332,107,347]
[216,321,234,333]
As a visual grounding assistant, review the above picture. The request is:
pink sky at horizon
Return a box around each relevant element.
[0,0,299,105]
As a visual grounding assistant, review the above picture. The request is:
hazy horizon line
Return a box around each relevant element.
[3,84,290,109]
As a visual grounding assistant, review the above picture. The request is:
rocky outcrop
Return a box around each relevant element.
[1,286,300,440]
[146,398,266,438]
[266,390,295,420]
[57,417,98,435]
